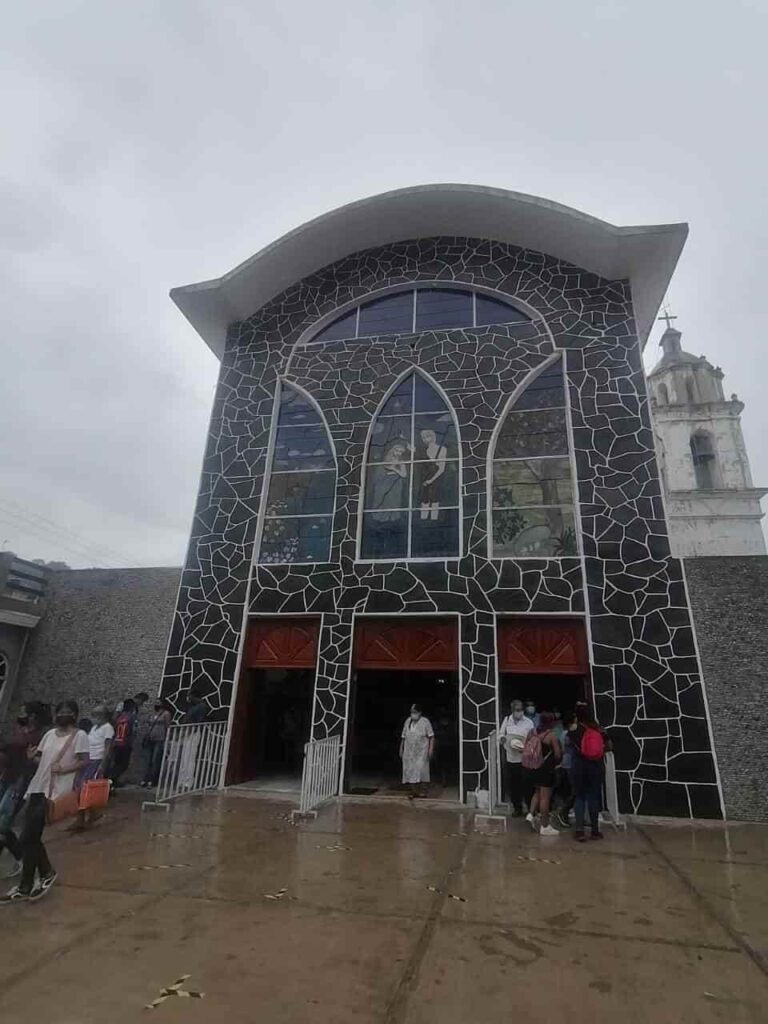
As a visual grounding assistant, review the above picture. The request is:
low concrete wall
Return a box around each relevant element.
[685,555,768,821]
[9,567,180,723]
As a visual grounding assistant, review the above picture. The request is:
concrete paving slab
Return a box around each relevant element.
[403,917,768,1024]
[2,794,768,1023]
[442,831,736,946]
[0,895,421,1024]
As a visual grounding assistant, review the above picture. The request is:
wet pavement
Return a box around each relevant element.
[1,793,768,1023]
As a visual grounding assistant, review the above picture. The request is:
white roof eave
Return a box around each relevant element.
[170,184,687,359]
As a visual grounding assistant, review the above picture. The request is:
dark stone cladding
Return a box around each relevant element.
[160,235,721,815]
[684,556,768,821]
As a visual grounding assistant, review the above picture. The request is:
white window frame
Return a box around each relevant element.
[296,284,539,350]
[486,353,579,561]
[356,367,463,564]
[254,379,339,567]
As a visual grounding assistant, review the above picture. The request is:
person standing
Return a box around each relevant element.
[498,700,533,816]
[69,706,114,831]
[571,709,607,842]
[522,711,562,836]
[141,699,173,788]
[524,700,540,730]
[1,700,89,904]
[554,712,577,828]
[0,702,49,876]
[110,698,136,790]
[399,704,434,797]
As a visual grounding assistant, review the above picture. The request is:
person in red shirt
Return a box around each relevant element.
[109,698,136,790]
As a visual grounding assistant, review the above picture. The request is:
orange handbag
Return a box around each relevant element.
[79,778,110,812]
[47,789,80,824]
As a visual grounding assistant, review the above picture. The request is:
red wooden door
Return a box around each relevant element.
[354,619,458,671]
[244,619,319,668]
[497,618,588,675]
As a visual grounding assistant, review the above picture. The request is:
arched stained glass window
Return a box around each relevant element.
[258,384,336,564]
[312,287,531,344]
[490,358,577,558]
[360,373,460,560]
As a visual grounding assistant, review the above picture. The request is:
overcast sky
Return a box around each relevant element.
[2,1,766,568]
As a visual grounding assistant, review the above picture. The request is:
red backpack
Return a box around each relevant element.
[580,727,605,761]
[521,729,549,770]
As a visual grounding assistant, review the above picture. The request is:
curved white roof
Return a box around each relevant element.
[171,183,687,358]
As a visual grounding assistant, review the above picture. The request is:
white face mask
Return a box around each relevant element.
[525,706,535,716]
[410,711,421,721]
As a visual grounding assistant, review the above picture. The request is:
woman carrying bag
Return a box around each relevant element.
[1,699,89,905]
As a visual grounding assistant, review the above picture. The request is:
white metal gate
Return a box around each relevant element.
[144,721,228,808]
[475,729,507,830]
[603,751,626,829]
[293,734,341,820]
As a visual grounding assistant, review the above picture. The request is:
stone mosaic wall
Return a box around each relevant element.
[161,236,722,815]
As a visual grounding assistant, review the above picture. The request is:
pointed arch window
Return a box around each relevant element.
[360,373,460,560]
[258,384,336,564]
[490,357,577,558]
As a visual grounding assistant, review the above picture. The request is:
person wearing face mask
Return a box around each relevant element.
[0,702,49,878]
[498,700,534,816]
[68,706,115,832]
[141,699,173,789]
[399,704,434,797]
[524,700,540,730]
[1,700,89,905]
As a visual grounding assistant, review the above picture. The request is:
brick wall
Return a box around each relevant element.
[9,567,180,724]
[685,555,768,821]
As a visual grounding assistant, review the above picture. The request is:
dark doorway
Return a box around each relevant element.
[346,669,459,798]
[226,667,314,790]
[500,673,585,720]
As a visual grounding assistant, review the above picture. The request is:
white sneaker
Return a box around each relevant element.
[525,812,537,832]
[539,824,559,837]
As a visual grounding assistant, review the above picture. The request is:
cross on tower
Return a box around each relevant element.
[658,304,678,330]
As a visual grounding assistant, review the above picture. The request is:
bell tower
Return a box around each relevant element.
[648,320,766,556]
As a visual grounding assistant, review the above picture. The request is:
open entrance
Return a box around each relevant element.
[497,617,590,723]
[346,619,459,799]
[226,619,319,792]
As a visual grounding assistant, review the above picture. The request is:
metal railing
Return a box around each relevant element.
[603,751,626,829]
[487,729,501,814]
[293,734,341,820]
[145,721,228,808]
[474,729,507,829]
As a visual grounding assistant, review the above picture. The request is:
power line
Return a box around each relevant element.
[0,498,135,564]
[0,503,136,568]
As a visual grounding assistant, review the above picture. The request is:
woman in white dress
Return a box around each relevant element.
[400,704,434,795]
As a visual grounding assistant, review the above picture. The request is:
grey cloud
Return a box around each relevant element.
[2,0,766,566]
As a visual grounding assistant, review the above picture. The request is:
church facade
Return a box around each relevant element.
[160,185,724,818]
